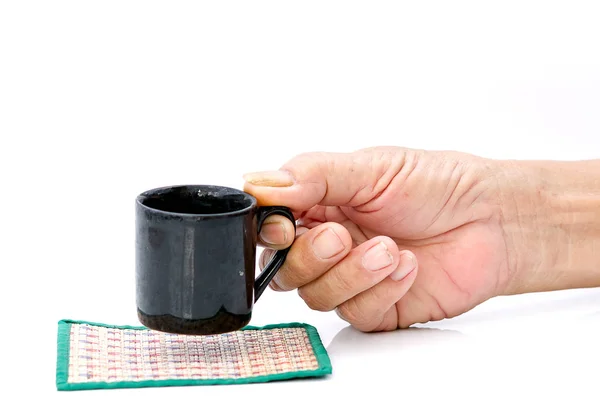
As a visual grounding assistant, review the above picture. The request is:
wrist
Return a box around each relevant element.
[497,159,600,295]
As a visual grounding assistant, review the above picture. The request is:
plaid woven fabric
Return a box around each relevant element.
[56,319,332,391]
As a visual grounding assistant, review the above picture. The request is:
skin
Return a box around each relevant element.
[243,146,600,332]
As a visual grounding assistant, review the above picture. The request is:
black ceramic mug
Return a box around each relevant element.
[135,185,295,335]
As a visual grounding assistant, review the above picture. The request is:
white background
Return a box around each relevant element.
[1,1,599,407]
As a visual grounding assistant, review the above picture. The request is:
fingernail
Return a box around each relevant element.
[390,252,416,281]
[260,222,287,245]
[260,248,276,267]
[269,280,282,291]
[362,242,393,271]
[296,226,309,237]
[243,170,295,187]
[312,228,345,260]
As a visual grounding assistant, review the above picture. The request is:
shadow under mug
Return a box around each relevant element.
[135,185,295,335]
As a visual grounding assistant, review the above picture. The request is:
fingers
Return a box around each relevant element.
[261,222,353,291]
[258,214,296,250]
[259,218,419,331]
[297,238,414,312]
[335,253,418,332]
[243,147,406,211]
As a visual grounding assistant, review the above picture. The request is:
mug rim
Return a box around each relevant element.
[136,184,257,218]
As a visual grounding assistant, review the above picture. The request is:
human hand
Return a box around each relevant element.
[243,147,600,332]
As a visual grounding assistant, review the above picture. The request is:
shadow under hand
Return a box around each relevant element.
[327,324,466,358]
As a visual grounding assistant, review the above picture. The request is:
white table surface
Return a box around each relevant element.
[2,1,599,407]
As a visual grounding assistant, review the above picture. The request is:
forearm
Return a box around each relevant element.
[498,159,600,295]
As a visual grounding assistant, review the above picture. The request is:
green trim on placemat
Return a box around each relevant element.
[56,319,332,391]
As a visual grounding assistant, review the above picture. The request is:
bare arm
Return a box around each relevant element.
[499,159,600,295]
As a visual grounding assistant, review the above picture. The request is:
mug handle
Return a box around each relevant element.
[254,206,296,302]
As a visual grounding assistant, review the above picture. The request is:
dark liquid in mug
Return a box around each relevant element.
[141,187,252,215]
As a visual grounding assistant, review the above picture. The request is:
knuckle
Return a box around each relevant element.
[276,237,320,290]
[272,268,293,291]
[336,297,371,327]
[285,151,323,171]
[329,264,355,293]
[298,287,334,312]
[277,259,312,291]
[284,151,332,180]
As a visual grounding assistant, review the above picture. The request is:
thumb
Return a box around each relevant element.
[243,147,406,211]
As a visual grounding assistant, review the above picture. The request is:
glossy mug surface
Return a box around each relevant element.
[135,185,295,335]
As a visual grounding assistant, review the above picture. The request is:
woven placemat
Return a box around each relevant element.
[56,319,332,391]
